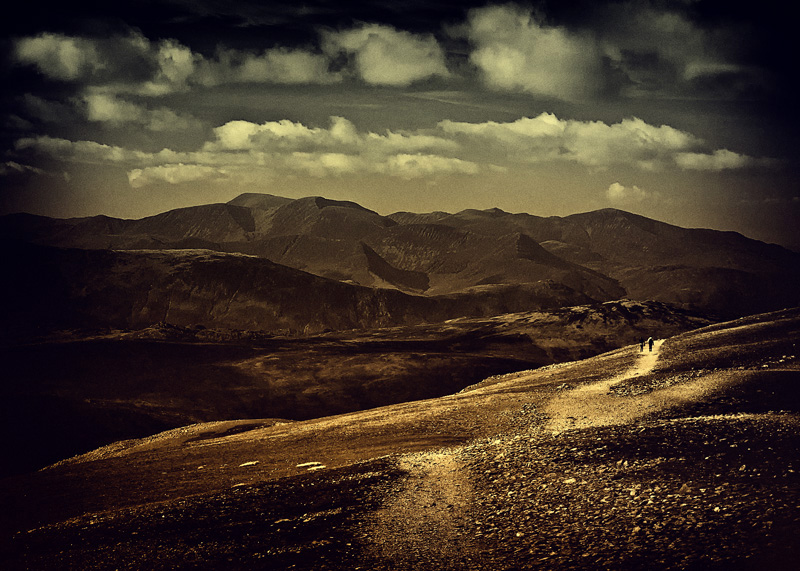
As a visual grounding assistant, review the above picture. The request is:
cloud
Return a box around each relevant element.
[82,93,202,131]
[127,164,226,188]
[13,32,168,89]
[674,149,756,171]
[15,136,148,164]
[606,182,650,203]
[204,47,340,85]
[238,49,334,84]
[281,153,363,177]
[15,33,104,81]
[198,117,472,180]
[0,161,38,176]
[13,24,446,94]
[13,32,195,95]
[439,113,703,170]
[138,39,198,95]
[1,161,50,178]
[561,117,695,170]
[14,115,479,188]
[382,154,479,179]
[465,5,605,101]
[17,90,200,134]
[438,113,762,172]
[0,160,71,184]
[11,2,777,106]
[83,94,143,124]
[204,116,458,156]
[13,31,339,96]
[595,3,772,99]
[206,119,326,152]
[324,24,449,86]
[14,111,768,193]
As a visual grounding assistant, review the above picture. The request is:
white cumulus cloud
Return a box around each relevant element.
[205,116,457,156]
[282,152,363,177]
[14,31,342,96]
[674,149,755,171]
[383,154,479,179]
[127,164,225,188]
[84,93,143,124]
[15,33,104,81]
[324,24,449,86]
[439,113,755,172]
[138,39,199,95]
[606,182,650,203]
[14,111,768,193]
[465,5,605,101]
[200,47,340,86]
[82,93,199,131]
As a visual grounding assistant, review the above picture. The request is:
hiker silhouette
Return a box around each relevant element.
[647,337,654,352]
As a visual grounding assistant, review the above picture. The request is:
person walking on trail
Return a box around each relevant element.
[647,337,654,352]
[639,338,645,352]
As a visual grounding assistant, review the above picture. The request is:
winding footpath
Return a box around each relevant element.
[360,449,478,568]
[543,339,665,433]
[361,339,726,567]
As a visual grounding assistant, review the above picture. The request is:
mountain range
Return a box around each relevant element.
[3,195,799,568]
[2,193,798,337]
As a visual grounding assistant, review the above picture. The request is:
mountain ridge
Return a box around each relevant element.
[2,240,609,339]
[2,193,799,319]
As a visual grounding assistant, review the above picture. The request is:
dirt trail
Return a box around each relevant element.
[360,337,754,566]
[543,340,665,432]
[362,341,670,565]
[361,449,478,568]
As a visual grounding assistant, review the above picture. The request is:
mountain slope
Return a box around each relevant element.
[364,224,624,298]
[2,308,797,570]
[556,209,800,316]
[2,241,603,339]
[0,298,709,477]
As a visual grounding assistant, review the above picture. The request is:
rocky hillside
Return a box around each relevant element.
[1,308,797,570]
[4,193,797,318]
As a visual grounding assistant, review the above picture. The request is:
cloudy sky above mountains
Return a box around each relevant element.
[1,0,797,248]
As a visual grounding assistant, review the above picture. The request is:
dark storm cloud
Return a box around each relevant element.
[4,1,789,104]
[160,0,483,34]
[0,0,486,54]
[533,0,783,102]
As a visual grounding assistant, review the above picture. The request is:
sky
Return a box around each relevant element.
[1,0,797,249]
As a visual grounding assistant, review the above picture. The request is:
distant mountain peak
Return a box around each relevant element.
[485,207,507,216]
[570,207,643,222]
[227,193,293,210]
